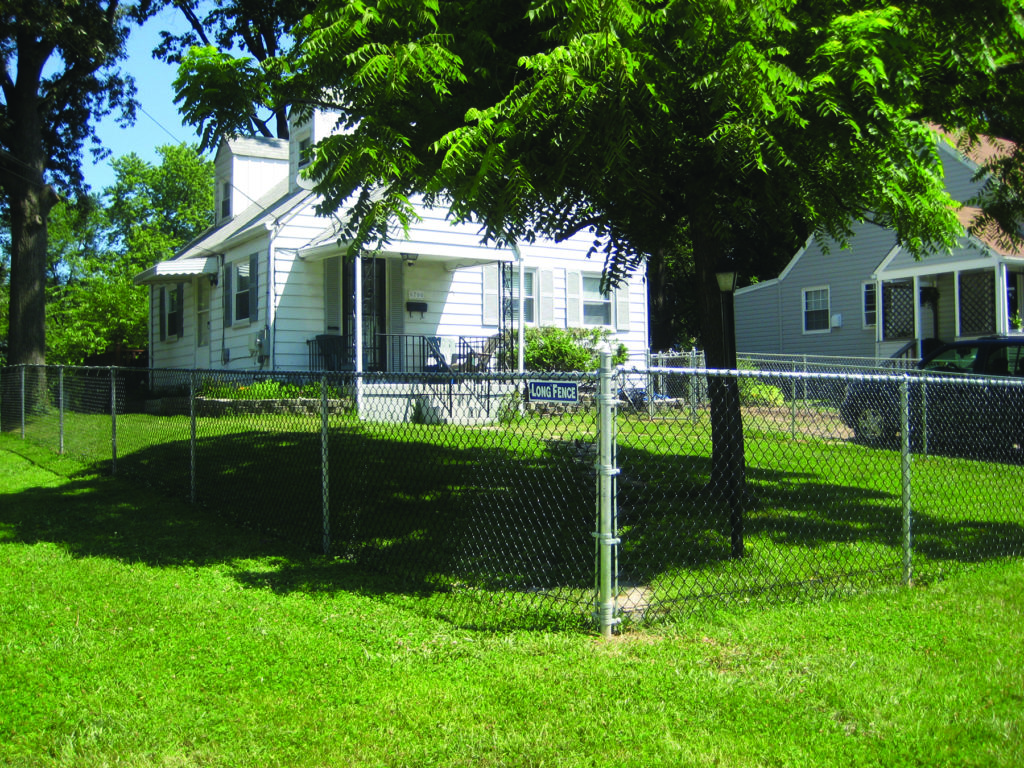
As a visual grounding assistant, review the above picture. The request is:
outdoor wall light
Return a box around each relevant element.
[401,253,418,267]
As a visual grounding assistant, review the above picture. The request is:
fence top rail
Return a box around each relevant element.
[626,364,1024,388]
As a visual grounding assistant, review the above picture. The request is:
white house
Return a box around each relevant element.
[735,135,1024,361]
[134,111,649,387]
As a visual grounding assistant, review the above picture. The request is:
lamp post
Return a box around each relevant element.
[715,267,744,558]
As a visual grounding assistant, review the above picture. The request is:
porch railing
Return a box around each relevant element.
[307,333,506,374]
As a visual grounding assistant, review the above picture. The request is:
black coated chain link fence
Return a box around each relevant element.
[2,362,1022,632]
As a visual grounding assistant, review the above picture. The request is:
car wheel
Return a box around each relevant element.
[854,406,893,447]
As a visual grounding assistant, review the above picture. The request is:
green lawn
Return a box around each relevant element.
[1,444,1022,767]
[8,401,1024,630]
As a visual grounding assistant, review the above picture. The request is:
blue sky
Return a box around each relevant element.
[86,7,206,192]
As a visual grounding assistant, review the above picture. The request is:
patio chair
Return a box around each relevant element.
[459,334,501,372]
[422,336,454,373]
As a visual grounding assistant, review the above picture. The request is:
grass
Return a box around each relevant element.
[1,444,1022,766]
[6,398,1024,630]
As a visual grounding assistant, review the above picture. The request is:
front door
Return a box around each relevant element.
[342,256,388,371]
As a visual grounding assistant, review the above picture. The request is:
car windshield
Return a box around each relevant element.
[921,346,981,374]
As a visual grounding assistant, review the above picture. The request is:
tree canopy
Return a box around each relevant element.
[44,144,214,364]
[160,0,316,145]
[1,0,147,386]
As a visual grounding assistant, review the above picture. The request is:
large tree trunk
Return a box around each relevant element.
[691,227,746,558]
[1,136,55,430]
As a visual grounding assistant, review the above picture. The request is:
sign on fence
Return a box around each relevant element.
[527,380,579,403]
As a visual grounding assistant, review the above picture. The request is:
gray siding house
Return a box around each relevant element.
[735,137,1024,359]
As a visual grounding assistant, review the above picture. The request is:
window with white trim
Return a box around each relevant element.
[507,269,537,324]
[862,283,877,328]
[160,283,183,341]
[582,274,612,326]
[220,181,231,220]
[802,286,830,333]
[298,136,312,168]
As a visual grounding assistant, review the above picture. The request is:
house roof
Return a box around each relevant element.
[134,177,316,285]
[956,206,1024,258]
[179,180,314,259]
[215,135,289,163]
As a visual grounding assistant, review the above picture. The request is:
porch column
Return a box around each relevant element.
[354,250,363,374]
[996,262,1009,335]
[912,275,922,357]
[953,269,962,338]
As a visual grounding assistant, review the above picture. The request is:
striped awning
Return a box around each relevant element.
[134,256,219,285]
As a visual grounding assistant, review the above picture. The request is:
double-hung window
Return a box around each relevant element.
[235,260,251,322]
[160,283,184,341]
[224,254,259,328]
[583,274,612,326]
[509,269,537,324]
[220,181,231,220]
[862,283,877,329]
[802,286,830,333]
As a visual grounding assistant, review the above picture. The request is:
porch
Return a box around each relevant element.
[875,263,1024,357]
[305,333,506,374]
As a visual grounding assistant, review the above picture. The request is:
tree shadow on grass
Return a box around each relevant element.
[1,427,599,630]
[615,442,1024,586]
[3,423,1022,628]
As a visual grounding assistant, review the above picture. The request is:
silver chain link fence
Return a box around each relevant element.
[2,357,1022,633]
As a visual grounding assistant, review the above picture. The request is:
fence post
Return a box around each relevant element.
[646,350,654,419]
[900,375,913,585]
[920,378,928,456]
[58,367,65,455]
[595,348,620,637]
[321,372,331,556]
[189,371,197,504]
[790,375,797,438]
[20,366,25,439]
[110,367,117,475]
[802,354,808,411]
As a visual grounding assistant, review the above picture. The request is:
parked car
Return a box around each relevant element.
[839,337,1024,458]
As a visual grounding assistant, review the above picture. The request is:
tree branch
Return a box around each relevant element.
[175,0,213,47]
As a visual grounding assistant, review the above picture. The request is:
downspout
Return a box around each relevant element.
[148,285,154,374]
[218,254,227,368]
[266,221,279,370]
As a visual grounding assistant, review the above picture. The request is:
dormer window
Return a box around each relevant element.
[220,181,231,220]
[298,136,312,169]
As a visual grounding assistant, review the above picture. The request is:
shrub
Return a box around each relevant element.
[198,378,341,401]
[738,381,786,407]
[503,327,629,371]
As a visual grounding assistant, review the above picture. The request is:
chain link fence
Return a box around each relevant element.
[2,360,1022,632]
